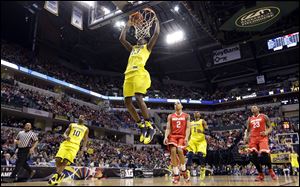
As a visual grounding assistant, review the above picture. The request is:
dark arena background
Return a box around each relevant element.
[1,1,299,186]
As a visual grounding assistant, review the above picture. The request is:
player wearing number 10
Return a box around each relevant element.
[48,115,89,185]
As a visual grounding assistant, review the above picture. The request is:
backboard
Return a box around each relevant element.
[88,1,162,30]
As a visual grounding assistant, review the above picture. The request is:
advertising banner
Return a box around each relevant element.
[213,45,241,64]
[44,1,59,16]
[23,107,52,118]
[271,153,290,163]
[71,6,83,30]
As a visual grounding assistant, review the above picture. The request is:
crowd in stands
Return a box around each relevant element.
[157,105,280,127]
[1,80,131,131]
[1,124,168,169]
[1,40,299,101]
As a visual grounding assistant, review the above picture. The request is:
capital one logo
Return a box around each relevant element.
[235,6,280,27]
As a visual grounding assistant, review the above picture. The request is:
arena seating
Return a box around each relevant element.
[1,40,299,176]
[2,41,298,101]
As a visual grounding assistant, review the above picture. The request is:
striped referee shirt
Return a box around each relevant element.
[16,130,38,148]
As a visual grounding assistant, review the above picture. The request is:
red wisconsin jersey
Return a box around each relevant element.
[248,113,267,137]
[170,112,188,137]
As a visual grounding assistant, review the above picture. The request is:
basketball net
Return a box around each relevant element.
[130,8,156,41]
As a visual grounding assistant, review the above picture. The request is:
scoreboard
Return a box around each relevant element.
[267,32,299,51]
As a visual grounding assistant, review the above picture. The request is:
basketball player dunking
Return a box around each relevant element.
[119,11,160,144]
[164,101,191,184]
[244,105,278,181]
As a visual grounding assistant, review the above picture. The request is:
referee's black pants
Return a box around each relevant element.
[10,148,33,178]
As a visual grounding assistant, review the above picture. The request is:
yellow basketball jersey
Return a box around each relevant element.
[68,123,88,146]
[190,119,205,141]
[125,44,150,77]
[291,153,299,165]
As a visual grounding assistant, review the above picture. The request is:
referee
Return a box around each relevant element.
[10,122,38,181]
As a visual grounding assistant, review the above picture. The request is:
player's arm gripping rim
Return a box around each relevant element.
[119,21,133,52]
[147,17,160,51]
[185,114,191,146]
[164,114,172,145]
[244,119,250,144]
[261,114,272,136]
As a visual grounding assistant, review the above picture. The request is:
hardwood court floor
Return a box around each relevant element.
[2,175,299,186]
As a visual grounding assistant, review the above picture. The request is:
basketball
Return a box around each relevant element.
[130,11,143,26]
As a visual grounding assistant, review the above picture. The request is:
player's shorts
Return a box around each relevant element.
[248,136,270,154]
[167,134,186,149]
[123,71,151,97]
[55,141,80,164]
[186,138,207,156]
[291,160,299,168]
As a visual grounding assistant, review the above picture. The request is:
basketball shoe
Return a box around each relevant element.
[269,169,278,180]
[255,172,264,181]
[143,121,156,144]
[200,167,206,180]
[172,175,180,184]
[137,121,147,143]
[48,173,65,186]
[181,170,190,182]
[48,173,59,186]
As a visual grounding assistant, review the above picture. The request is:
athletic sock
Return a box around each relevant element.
[173,166,180,175]
[181,164,186,172]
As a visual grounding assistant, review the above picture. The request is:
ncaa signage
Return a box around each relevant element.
[220,1,298,32]
[213,45,241,64]
[235,7,280,28]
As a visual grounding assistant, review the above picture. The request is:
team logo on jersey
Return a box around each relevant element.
[172,117,185,121]
[250,119,262,123]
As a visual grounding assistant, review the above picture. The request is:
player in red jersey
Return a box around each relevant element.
[244,105,278,181]
[164,101,191,184]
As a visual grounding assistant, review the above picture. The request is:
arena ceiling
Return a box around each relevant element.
[2,1,299,84]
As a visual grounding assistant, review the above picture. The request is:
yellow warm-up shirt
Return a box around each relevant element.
[190,119,206,141]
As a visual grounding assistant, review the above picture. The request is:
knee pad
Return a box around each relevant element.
[260,152,271,165]
[186,152,194,166]
[249,152,259,162]
[196,152,206,166]
[197,152,204,158]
